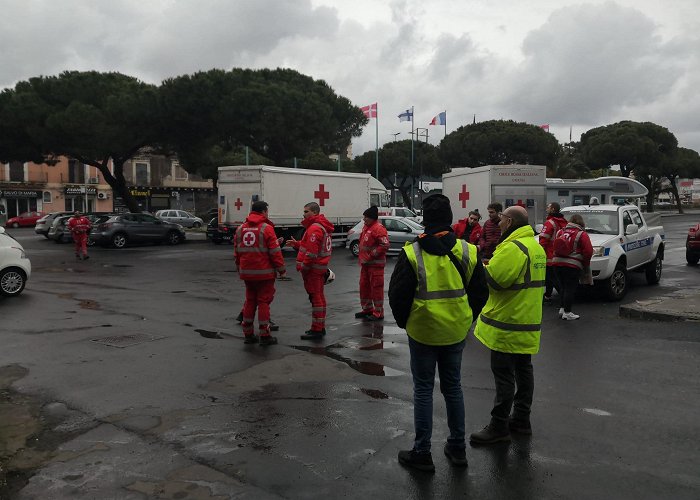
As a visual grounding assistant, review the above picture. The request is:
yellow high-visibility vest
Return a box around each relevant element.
[475,225,546,354]
[404,239,477,346]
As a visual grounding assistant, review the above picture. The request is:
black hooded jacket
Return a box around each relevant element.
[388,227,489,329]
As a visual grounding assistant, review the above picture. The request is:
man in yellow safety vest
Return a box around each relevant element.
[389,194,488,473]
[469,205,546,445]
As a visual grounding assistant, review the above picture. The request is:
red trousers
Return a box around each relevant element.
[242,279,276,336]
[359,265,385,318]
[73,233,88,257]
[302,272,326,332]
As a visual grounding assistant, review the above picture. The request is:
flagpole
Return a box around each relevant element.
[410,106,415,209]
[375,103,379,180]
[443,110,447,138]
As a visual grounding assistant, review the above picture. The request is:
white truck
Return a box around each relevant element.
[442,165,547,225]
[216,165,390,244]
[560,204,665,301]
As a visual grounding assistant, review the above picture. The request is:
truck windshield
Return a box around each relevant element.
[574,210,619,235]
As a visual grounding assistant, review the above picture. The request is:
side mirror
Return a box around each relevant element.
[625,224,638,235]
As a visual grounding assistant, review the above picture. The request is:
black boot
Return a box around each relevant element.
[243,335,259,344]
[398,450,435,473]
[300,329,326,340]
[269,319,279,332]
[469,423,511,445]
[259,336,278,346]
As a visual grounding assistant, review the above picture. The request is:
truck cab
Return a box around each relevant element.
[561,204,664,300]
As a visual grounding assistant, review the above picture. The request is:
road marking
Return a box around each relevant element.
[581,408,612,416]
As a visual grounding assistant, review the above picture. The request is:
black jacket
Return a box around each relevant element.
[388,229,489,329]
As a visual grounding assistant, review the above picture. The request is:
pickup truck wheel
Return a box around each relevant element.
[350,240,360,257]
[605,262,627,301]
[687,249,699,266]
[645,252,662,284]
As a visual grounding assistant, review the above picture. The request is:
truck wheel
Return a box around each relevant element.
[645,251,663,284]
[350,240,360,257]
[605,262,627,301]
[687,249,699,266]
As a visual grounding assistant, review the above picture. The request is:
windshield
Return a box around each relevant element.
[565,210,619,235]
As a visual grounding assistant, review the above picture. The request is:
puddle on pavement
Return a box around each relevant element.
[101,264,133,268]
[196,329,224,339]
[290,345,404,377]
[0,365,91,498]
[79,299,101,310]
[360,388,389,399]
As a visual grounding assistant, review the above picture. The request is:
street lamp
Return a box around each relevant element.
[390,132,401,142]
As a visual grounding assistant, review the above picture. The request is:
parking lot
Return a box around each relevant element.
[1,215,699,499]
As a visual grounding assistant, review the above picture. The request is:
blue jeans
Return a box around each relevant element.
[409,336,466,453]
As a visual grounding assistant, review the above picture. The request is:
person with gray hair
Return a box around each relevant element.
[470,205,547,444]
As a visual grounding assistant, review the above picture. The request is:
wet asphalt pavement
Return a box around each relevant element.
[1,217,699,499]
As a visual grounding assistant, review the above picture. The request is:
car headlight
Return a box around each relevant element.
[592,246,605,257]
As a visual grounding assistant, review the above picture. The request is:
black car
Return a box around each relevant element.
[90,213,186,248]
[206,218,236,244]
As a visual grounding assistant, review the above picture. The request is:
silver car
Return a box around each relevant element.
[346,216,424,257]
[155,210,204,228]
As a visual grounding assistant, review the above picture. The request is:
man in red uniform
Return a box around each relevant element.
[355,206,390,321]
[68,210,91,260]
[286,202,334,340]
[477,203,502,261]
[452,210,482,244]
[234,201,287,345]
[538,202,568,301]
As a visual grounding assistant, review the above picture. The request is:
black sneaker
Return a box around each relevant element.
[300,329,326,340]
[259,336,278,346]
[443,445,468,467]
[243,335,259,344]
[82,255,90,260]
[398,449,435,473]
[508,419,532,435]
[354,311,370,319]
[469,424,511,445]
[270,320,279,332]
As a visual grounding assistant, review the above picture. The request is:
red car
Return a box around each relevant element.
[5,211,45,228]
[687,222,700,265]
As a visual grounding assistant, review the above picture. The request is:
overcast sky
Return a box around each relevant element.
[2,0,698,156]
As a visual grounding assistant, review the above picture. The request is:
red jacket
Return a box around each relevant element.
[290,214,335,275]
[68,216,91,234]
[477,218,501,258]
[539,214,568,264]
[452,219,482,244]
[234,212,286,281]
[551,223,593,271]
[359,220,389,267]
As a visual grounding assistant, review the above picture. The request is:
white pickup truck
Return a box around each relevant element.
[560,204,665,300]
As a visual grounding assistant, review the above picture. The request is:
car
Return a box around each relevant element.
[89,213,186,248]
[206,217,236,244]
[377,207,422,223]
[48,213,117,245]
[687,222,700,265]
[346,216,424,257]
[0,226,31,297]
[155,210,204,228]
[5,211,45,228]
[35,211,73,237]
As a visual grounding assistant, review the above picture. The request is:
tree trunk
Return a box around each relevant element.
[84,157,141,213]
[667,176,684,214]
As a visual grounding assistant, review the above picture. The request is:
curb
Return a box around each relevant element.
[619,290,700,322]
[618,306,700,322]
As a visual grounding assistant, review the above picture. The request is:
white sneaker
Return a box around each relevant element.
[558,308,564,318]
[561,312,580,321]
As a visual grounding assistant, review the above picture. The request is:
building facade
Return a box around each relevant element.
[1,154,215,222]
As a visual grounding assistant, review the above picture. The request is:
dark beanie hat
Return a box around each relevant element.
[422,194,453,228]
[363,205,379,219]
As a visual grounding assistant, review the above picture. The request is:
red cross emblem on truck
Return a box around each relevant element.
[234,198,243,210]
[314,184,330,207]
[459,184,470,208]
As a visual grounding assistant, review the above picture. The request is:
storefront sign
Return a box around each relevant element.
[0,189,41,198]
[65,186,97,195]
[130,189,151,197]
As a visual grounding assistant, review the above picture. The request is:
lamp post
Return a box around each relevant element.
[391,132,401,142]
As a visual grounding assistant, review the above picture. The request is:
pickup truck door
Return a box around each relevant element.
[620,209,642,268]
[628,209,652,268]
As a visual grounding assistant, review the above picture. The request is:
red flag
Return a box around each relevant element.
[361,103,377,119]
[540,124,550,132]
